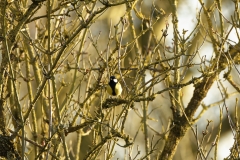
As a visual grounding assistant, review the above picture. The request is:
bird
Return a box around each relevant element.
[106,76,122,96]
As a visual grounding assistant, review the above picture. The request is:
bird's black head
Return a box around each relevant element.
[109,76,117,84]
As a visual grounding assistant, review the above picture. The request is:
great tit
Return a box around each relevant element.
[106,76,122,96]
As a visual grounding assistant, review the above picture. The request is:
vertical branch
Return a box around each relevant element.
[118,18,126,88]
[25,52,38,157]
[170,0,181,115]
[214,106,223,160]
[215,0,224,37]
[198,0,219,54]
[126,2,140,56]
[142,83,150,160]
[52,76,70,159]
[75,28,88,160]
[0,0,10,136]
[46,0,52,159]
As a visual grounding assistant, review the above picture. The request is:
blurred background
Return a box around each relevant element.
[2,0,240,159]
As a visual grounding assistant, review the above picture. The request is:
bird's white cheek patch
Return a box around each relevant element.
[113,79,118,83]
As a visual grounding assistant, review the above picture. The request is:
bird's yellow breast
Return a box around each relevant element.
[106,82,122,96]
[114,83,122,96]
